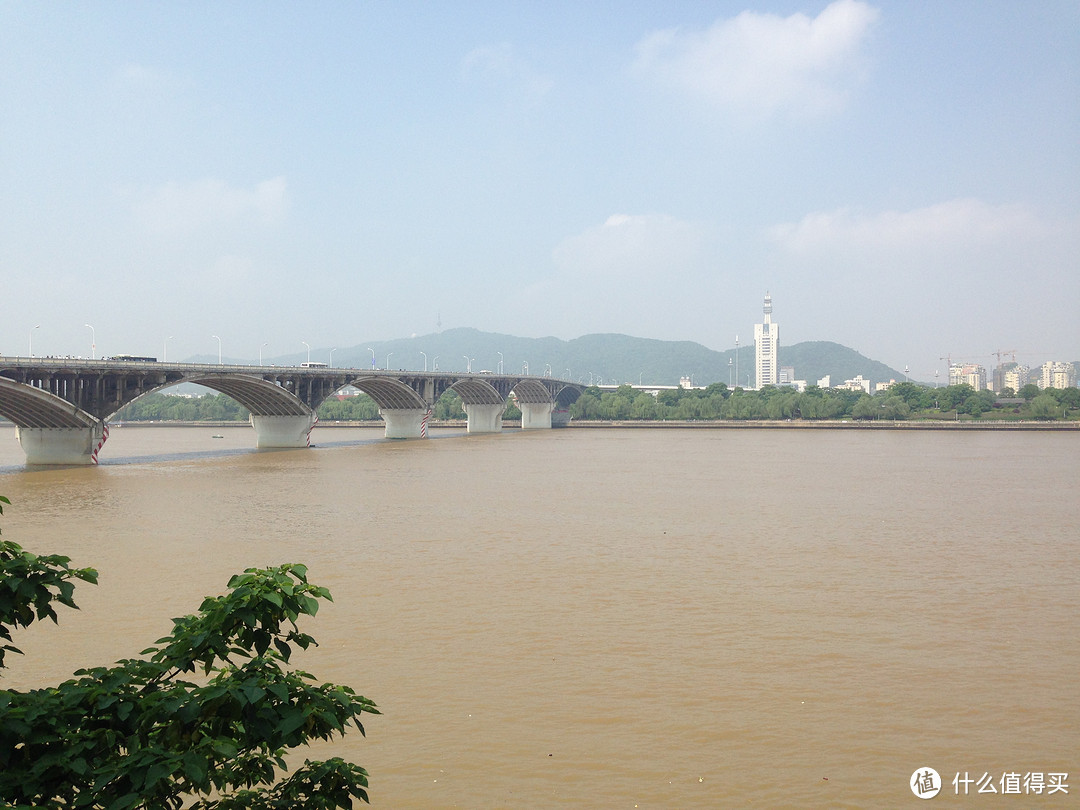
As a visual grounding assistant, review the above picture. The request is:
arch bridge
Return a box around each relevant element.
[0,357,583,465]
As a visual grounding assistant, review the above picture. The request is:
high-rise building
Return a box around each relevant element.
[754,292,779,388]
[992,361,1017,393]
[950,363,987,390]
[1004,365,1030,393]
[1039,361,1077,390]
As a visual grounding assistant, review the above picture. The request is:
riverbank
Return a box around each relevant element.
[568,419,1077,430]
[104,418,1079,431]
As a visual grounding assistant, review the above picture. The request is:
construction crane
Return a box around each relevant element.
[993,349,1017,365]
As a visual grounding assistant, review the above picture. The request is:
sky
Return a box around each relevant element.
[2,1,1078,380]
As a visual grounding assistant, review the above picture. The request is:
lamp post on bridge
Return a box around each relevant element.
[212,335,222,365]
[497,351,503,374]
[463,356,473,372]
[164,335,173,362]
[432,356,439,371]
[302,341,310,364]
[329,348,336,367]
[420,351,427,372]
[29,325,39,358]
[84,324,96,359]
[259,342,268,365]
[367,348,375,369]
[385,352,393,370]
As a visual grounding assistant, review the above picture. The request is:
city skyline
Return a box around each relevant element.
[2,2,1077,378]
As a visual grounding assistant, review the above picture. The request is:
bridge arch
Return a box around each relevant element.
[449,377,506,405]
[0,377,108,464]
[175,374,311,417]
[344,376,430,410]
[0,377,101,429]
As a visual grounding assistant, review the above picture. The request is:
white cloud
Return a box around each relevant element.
[770,198,1057,255]
[505,213,719,340]
[553,213,706,279]
[133,177,288,236]
[632,0,879,119]
[766,198,1080,370]
[461,42,553,98]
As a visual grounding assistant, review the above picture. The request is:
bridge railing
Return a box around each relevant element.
[0,356,574,383]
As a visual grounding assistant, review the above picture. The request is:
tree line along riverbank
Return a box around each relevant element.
[103,381,1079,426]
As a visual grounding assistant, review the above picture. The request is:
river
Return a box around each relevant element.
[1,425,1077,807]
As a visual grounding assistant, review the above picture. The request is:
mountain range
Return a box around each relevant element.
[191,327,911,389]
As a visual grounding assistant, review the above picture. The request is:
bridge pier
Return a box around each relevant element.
[249,413,318,448]
[519,401,554,430]
[463,402,504,434]
[552,407,572,427]
[380,407,431,439]
[16,424,109,465]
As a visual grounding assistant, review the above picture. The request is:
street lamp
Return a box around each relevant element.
[522,361,528,375]
[367,348,375,369]
[302,341,310,364]
[212,335,222,364]
[29,325,39,357]
[420,351,428,372]
[463,355,472,372]
[432,355,439,371]
[329,348,336,367]
[164,335,173,362]
[385,352,393,370]
[259,342,268,365]
[85,324,96,359]
[497,351,503,374]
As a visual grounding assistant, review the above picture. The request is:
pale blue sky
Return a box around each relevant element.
[2,1,1077,378]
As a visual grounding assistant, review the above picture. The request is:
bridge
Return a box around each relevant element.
[0,357,584,465]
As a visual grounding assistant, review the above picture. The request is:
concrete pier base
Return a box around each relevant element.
[250,413,318,448]
[464,402,504,434]
[380,408,430,439]
[552,407,572,427]
[520,401,554,430]
[17,424,109,465]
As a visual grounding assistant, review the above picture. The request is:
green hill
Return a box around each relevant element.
[229,328,908,389]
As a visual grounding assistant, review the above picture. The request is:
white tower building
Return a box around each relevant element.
[754,292,779,388]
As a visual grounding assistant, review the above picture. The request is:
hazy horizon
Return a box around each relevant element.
[3,2,1077,378]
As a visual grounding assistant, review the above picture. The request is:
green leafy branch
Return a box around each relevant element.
[0,497,378,809]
